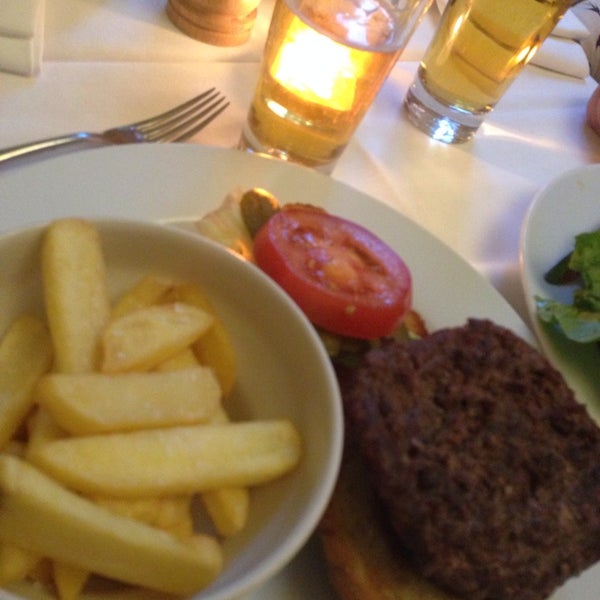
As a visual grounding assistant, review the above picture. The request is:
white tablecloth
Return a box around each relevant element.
[1,0,600,328]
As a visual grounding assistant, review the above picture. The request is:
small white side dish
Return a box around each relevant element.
[520,163,600,423]
[0,218,343,600]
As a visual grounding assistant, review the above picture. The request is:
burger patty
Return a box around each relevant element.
[341,318,600,600]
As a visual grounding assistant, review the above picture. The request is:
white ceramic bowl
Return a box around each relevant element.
[0,218,343,600]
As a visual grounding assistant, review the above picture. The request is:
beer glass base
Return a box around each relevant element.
[404,77,485,144]
[238,126,338,175]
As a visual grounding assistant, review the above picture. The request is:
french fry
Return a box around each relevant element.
[201,407,250,537]
[3,440,25,458]
[36,367,221,435]
[155,347,199,371]
[121,278,237,395]
[26,407,66,456]
[164,283,237,397]
[0,543,40,586]
[0,454,223,595]
[39,218,110,595]
[152,497,195,540]
[25,409,92,597]
[157,350,250,537]
[52,562,88,600]
[154,347,220,538]
[202,486,250,538]
[164,517,195,541]
[92,496,194,540]
[31,420,302,498]
[27,403,197,592]
[101,303,213,373]
[111,275,176,319]
[41,219,111,373]
[0,315,53,449]
[121,349,199,541]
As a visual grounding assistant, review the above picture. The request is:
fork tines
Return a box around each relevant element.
[138,88,230,142]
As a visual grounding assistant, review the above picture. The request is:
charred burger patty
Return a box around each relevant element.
[338,318,600,600]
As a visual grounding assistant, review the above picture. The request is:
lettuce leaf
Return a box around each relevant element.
[536,230,600,342]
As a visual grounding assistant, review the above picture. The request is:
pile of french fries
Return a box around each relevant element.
[0,219,302,599]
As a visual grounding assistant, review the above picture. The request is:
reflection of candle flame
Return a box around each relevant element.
[516,43,535,65]
[271,20,361,111]
[451,13,465,39]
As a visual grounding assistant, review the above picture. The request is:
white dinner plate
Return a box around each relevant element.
[1,144,597,600]
[520,163,600,428]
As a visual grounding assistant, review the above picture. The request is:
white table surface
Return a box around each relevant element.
[1,1,600,599]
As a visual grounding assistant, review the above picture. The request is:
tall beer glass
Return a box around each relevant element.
[404,0,573,143]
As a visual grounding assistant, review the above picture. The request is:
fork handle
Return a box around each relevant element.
[0,132,99,164]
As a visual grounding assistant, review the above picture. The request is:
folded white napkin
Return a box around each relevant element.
[0,0,45,76]
[572,0,600,82]
[552,8,590,40]
[434,0,590,79]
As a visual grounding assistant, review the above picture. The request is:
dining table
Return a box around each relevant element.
[1,1,600,599]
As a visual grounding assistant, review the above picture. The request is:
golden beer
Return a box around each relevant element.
[422,0,572,113]
[240,0,430,172]
[405,0,572,142]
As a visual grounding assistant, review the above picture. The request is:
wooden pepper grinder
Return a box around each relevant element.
[167,0,262,46]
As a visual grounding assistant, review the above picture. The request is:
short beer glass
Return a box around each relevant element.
[240,0,433,173]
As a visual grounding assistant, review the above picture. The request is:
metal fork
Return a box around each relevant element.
[0,88,229,165]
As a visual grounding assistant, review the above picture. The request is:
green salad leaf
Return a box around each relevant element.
[536,230,600,343]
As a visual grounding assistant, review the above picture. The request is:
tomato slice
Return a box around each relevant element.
[253,205,412,339]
